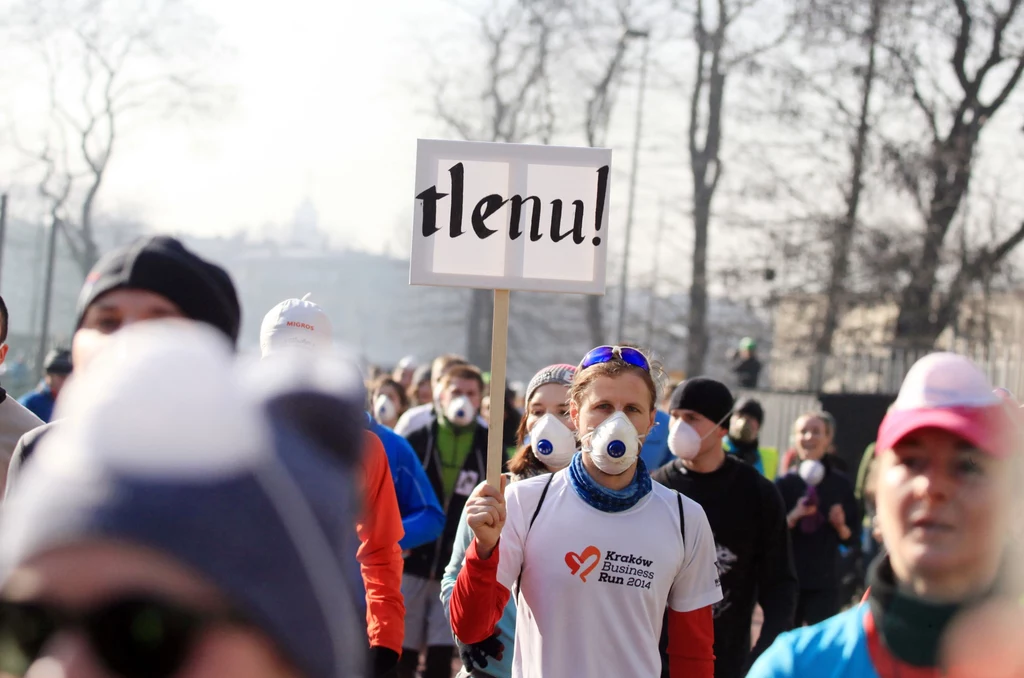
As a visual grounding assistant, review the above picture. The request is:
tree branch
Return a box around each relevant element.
[880,43,940,141]
[935,220,1024,331]
[952,0,972,91]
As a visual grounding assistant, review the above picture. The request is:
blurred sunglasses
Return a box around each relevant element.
[580,345,651,373]
[0,594,245,678]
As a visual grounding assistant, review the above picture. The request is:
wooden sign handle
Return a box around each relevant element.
[486,289,511,489]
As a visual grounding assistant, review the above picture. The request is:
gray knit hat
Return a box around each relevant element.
[525,364,577,404]
[0,321,368,678]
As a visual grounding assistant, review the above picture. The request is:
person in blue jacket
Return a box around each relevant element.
[18,349,72,423]
[368,413,445,550]
[749,353,1023,678]
[640,408,672,469]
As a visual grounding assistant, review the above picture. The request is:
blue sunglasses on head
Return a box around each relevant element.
[579,345,651,372]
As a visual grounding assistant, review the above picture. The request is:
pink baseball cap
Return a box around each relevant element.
[876,352,1015,457]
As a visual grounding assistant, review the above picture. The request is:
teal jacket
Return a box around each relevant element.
[440,487,517,678]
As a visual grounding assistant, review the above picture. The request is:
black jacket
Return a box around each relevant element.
[402,417,502,580]
[653,456,797,678]
[776,456,860,591]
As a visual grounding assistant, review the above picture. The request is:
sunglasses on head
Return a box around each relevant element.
[580,345,651,373]
[0,594,245,678]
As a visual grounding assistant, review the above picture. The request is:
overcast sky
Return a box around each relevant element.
[2,0,1022,298]
[102,0,453,253]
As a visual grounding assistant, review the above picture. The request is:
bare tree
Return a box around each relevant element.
[573,1,641,346]
[814,0,885,358]
[679,0,792,377]
[7,0,226,276]
[433,0,561,366]
[883,0,1024,348]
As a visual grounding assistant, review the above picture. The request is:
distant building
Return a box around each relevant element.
[184,198,771,383]
[768,291,1024,393]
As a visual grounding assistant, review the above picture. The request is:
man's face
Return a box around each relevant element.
[73,290,186,373]
[670,409,725,457]
[729,414,760,442]
[439,377,482,413]
[0,344,8,366]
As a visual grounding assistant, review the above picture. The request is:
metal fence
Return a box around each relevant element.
[766,344,1024,396]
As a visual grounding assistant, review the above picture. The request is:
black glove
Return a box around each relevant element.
[369,646,399,677]
[459,632,505,672]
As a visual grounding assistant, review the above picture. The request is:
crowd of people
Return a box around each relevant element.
[0,233,1019,678]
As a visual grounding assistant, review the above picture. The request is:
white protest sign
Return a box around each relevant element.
[410,139,612,294]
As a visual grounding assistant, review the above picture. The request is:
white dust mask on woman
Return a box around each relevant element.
[582,411,642,475]
[798,459,826,487]
[374,394,396,424]
[446,395,476,427]
[530,414,576,470]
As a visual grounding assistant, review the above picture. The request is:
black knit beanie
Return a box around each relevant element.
[734,397,764,425]
[669,378,734,428]
[76,236,241,345]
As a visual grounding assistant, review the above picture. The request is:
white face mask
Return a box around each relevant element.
[446,395,476,427]
[530,414,576,471]
[668,410,733,461]
[374,394,397,424]
[668,419,703,460]
[582,411,642,476]
[798,459,826,487]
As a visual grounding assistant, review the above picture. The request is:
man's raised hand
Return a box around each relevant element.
[466,475,509,559]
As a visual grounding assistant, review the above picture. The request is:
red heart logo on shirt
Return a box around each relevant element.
[565,545,602,582]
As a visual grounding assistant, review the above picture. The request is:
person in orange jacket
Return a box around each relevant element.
[360,428,407,673]
[262,294,406,676]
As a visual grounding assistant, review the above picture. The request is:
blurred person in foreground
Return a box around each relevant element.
[17,348,72,423]
[750,353,1024,678]
[4,235,241,496]
[0,295,43,489]
[0,321,369,678]
[261,294,408,675]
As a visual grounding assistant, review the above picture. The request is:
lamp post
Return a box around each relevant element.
[614,28,651,342]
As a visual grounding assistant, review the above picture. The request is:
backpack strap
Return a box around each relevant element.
[676,491,686,545]
[516,472,556,595]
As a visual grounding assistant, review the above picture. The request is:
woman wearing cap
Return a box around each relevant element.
[750,353,1024,677]
[450,346,721,678]
[441,364,577,678]
[0,322,367,678]
[775,411,860,626]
